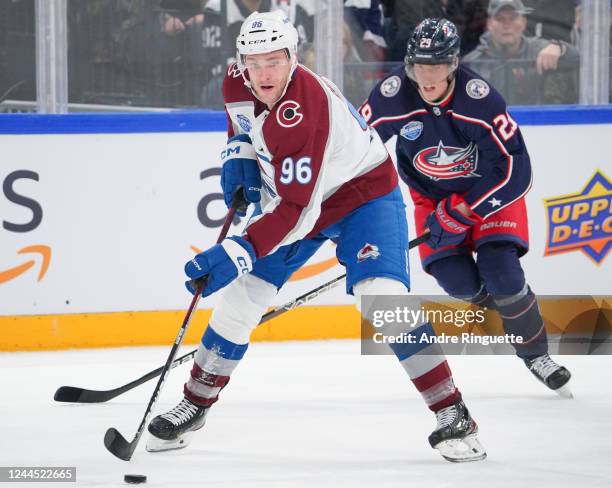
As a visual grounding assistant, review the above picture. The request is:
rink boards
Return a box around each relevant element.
[1,106,611,350]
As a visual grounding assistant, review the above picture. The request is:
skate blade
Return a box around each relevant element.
[145,431,195,453]
[554,383,573,399]
[435,433,487,463]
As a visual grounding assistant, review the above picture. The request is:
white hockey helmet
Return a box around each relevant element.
[236,10,299,65]
[235,10,300,104]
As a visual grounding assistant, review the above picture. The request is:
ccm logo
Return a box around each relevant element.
[237,257,250,274]
[220,146,240,160]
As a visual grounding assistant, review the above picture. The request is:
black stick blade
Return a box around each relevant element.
[54,386,86,403]
[55,386,116,403]
[104,427,135,461]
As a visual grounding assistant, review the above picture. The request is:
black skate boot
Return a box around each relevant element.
[146,397,209,452]
[524,353,572,398]
[429,400,486,463]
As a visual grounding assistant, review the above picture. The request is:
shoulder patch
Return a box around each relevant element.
[276,100,303,128]
[380,76,401,97]
[466,79,490,99]
[236,114,252,133]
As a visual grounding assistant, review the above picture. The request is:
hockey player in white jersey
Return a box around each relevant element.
[146,10,486,463]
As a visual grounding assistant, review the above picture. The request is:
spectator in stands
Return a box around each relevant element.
[158,0,208,95]
[111,0,210,106]
[462,0,579,104]
[522,0,576,42]
[113,2,202,75]
[451,0,489,56]
[386,0,488,61]
[274,0,315,45]
[298,21,368,106]
[344,0,388,61]
[160,0,205,36]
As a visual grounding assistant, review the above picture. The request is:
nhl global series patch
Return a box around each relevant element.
[400,121,423,141]
[236,114,252,133]
[544,170,611,264]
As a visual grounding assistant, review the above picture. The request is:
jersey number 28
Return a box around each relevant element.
[493,112,518,141]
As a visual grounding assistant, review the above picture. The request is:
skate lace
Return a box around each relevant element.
[530,354,559,380]
[435,404,458,429]
[160,399,199,426]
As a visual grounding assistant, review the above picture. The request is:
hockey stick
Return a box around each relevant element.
[55,232,430,404]
[54,273,346,404]
[103,190,245,461]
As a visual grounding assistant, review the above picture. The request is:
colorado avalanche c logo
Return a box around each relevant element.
[276,100,303,128]
[413,141,480,180]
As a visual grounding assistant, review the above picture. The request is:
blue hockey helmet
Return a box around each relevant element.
[405,18,460,79]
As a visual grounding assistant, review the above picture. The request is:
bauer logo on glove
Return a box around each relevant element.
[426,194,479,249]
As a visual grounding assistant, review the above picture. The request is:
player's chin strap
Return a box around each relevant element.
[238,50,298,106]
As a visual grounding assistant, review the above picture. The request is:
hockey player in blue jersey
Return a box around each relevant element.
[360,18,572,398]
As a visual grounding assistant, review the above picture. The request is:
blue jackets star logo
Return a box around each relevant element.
[544,170,611,264]
[413,141,480,180]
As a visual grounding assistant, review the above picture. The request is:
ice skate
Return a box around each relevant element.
[524,354,573,398]
[146,397,209,452]
[429,400,487,463]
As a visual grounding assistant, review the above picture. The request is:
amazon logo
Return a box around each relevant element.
[2,170,50,285]
[0,245,51,284]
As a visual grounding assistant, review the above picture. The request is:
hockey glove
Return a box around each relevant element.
[425,194,478,250]
[220,134,261,217]
[185,236,256,298]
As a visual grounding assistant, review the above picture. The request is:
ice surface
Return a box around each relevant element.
[0,340,610,487]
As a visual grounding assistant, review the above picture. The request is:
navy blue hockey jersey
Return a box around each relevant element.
[359,64,532,219]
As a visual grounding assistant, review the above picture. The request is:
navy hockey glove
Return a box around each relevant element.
[220,134,261,217]
[185,236,256,298]
[425,194,479,250]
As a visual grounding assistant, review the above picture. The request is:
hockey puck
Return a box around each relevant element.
[124,474,147,484]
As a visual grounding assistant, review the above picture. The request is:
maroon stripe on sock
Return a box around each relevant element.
[411,361,453,392]
[190,362,231,387]
[429,390,462,413]
[184,363,231,407]
[183,384,219,407]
